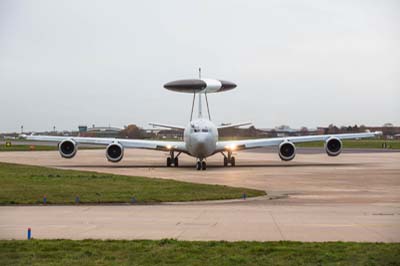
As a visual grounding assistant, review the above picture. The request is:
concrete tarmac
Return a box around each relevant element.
[0,149,399,242]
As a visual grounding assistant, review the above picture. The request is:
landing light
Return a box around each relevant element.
[166,145,172,150]
[225,144,236,150]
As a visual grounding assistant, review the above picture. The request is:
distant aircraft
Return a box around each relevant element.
[23,70,381,170]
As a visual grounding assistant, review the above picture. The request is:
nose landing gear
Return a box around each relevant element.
[166,151,180,167]
[196,159,207,170]
[222,151,235,167]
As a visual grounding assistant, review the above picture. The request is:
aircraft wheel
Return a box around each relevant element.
[202,161,207,170]
[167,157,172,167]
[223,157,228,167]
[196,161,201,170]
[230,156,235,167]
[174,157,179,167]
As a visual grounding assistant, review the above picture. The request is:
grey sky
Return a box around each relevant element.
[1,0,399,132]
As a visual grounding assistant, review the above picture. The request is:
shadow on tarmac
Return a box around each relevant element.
[56,162,365,169]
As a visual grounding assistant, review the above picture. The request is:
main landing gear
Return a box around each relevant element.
[196,159,207,170]
[222,151,235,167]
[166,151,180,167]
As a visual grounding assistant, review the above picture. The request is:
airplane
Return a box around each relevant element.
[23,71,381,170]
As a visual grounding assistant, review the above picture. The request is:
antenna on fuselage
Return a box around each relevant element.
[190,67,201,121]
[165,71,236,122]
[204,91,212,121]
[198,68,203,118]
[195,67,211,120]
[199,68,212,121]
[190,90,196,121]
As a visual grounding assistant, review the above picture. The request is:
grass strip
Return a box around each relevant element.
[0,239,399,266]
[0,144,57,152]
[0,162,265,204]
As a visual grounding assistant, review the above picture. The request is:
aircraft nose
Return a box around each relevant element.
[192,134,212,157]
[194,135,207,147]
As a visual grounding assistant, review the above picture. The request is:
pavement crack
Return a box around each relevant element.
[268,210,285,241]
[175,209,206,239]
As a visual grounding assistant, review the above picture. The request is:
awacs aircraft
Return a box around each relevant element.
[24,73,381,170]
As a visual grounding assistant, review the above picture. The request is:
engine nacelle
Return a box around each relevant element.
[279,141,296,161]
[58,139,77,159]
[325,137,342,156]
[106,142,124,162]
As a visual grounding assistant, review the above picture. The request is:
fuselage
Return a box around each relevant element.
[184,118,218,159]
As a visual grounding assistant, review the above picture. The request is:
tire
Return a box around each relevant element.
[196,162,201,170]
[230,156,235,167]
[223,157,228,167]
[202,161,207,170]
[167,157,172,167]
[174,157,179,167]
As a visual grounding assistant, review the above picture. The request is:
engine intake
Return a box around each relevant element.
[325,137,342,156]
[58,139,77,159]
[279,141,296,161]
[106,143,124,162]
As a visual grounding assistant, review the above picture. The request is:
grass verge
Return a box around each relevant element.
[0,162,265,204]
[0,239,399,266]
[0,144,102,152]
[0,144,57,152]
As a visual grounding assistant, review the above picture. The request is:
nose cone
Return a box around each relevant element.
[191,134,215,158]
[220,80,237,91]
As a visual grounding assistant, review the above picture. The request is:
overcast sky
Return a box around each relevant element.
[1,0,399,132]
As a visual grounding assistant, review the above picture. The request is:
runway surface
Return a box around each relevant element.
[0,149,399,242]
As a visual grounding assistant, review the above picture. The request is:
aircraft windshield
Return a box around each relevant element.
[192,126,209,133]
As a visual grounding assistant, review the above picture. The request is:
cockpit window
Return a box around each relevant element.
[191,124,209,133]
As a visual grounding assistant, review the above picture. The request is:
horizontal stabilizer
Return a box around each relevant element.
[217,122,252,130]
[148,122,185,131]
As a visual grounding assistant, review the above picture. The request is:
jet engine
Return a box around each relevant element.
[58,139,77,159]
[106,142,124,162]
[325,137,342,156]
[279,141,296,161]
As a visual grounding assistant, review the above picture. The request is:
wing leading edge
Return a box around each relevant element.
[24,135,187,153]
[217,122,252,130]
[216,131,382,152]
[148,123,185,131]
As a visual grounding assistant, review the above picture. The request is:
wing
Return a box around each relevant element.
[24,135,187,152]
[216,131,382,152]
